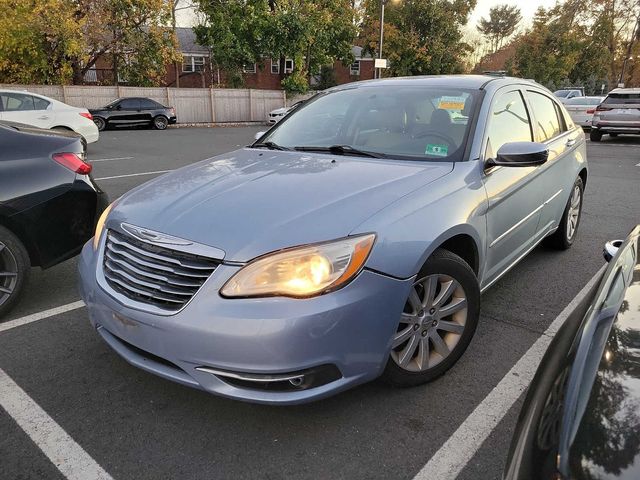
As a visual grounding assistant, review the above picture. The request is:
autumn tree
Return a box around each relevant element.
[477,4,521,52]
[0,0,179,86]
[359,0,476,77]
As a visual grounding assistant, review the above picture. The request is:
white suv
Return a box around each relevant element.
[0,89,99,144]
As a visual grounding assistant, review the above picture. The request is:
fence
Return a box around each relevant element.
[0,85,292,124]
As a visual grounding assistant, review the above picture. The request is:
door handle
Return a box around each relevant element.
[565,138,576,147]
[37,115,49,120]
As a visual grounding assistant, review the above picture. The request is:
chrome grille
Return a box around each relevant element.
[103,230,219,311]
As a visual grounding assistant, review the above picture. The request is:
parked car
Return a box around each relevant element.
[590,88,640,141]
[0,89,99,145]
[79,75,587,405]
[554,88,585,103]
[0,122,108,317]
[563,96,605,129]
[90,97,177,131]
[267,100,304,124]
[504,225,640,480]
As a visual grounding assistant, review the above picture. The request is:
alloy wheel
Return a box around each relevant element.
[154,117,168,130]
[0,241,19,308]
[566,184,581,240]
[391,274,468,372]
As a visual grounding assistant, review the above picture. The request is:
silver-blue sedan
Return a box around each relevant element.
[79,75,587,404]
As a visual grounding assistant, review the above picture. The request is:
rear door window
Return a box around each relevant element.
[119,98,141,110]
[485,90,533,159]
[526,91,564,141]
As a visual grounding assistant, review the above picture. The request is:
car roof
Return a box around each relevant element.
[330,74,542,91]
[609,87,640,94]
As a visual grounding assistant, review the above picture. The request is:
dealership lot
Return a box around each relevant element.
[1,128,639,480]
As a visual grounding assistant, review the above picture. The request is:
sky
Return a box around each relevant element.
[177,0,561,31]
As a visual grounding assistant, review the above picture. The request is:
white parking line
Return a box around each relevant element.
[90,156,134,163]
[413,264,607,480]
[0,301,85,333]
[0,368,113,480]
[95,170,172,181]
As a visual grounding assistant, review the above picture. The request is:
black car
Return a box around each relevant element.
[0,122,108,317]
[504,225,640,480]
[89,97,177,131]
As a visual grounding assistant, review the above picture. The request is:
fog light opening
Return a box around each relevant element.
[289,376,304,387]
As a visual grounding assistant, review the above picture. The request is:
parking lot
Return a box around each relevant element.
[1,127,638,480]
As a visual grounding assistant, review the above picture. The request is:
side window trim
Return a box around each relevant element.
[524,89,570,143]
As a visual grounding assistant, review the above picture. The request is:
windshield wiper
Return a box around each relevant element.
[252,141,291,151]
[293,145,386,158]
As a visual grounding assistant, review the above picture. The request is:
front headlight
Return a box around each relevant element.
[93,201,116,250]
[220,234,376,298]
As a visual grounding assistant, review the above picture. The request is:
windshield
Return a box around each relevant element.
[105,99,120,108]
[258,86,479,161]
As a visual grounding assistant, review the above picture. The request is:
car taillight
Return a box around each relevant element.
[596,105,612,111]
[52,152,92,175]
[586,109,595,114]
[79,112,93,120]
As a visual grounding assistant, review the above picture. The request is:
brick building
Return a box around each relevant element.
[85,28,375,90]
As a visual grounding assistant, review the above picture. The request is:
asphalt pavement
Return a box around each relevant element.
[1,127,638,480]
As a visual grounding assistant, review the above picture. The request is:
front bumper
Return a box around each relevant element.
[78,241,412,404]
[169,116,177,125]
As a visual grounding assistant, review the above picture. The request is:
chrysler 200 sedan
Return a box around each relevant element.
[79,75,588,404]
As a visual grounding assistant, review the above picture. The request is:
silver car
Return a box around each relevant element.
[590,87,640,141]
[79,75,587,404]
[563,96,605,129]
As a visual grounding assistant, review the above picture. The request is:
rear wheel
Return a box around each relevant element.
[381,249,480,387]
[153,116,169,130]
[546,176,584,250]
[93,117,106,131]
[590,129,602,142]
[0,226,30,318]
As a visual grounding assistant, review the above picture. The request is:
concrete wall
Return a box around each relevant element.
[0,85,288,124]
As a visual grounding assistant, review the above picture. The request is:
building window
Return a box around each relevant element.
[350,60,361,76]
[183,55,206,73]
[271,58,280,74]
[242,63,257,74]
[284,58,294,74]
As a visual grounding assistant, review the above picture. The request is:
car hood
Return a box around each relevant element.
[110,148,453,262]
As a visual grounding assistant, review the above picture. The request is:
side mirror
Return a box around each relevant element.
[254,131,266,141]
[603,239,624,262]
[488,142,549,168]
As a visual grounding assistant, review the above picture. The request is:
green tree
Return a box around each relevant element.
[359,0,476,77]
[194,0,356,93]
[477,4,521,53]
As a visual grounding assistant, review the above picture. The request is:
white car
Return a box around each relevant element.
[563,96,605,128]
[267,100,304,124]
[0,89,99,144]
[553,89,585,103]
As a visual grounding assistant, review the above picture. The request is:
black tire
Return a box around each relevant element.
[0,225,30,318]
[93,117,106,131]
[381,248,480,387]
[609,133,618,138]
[153,115,169,130]
[545,176,584,250]
[590,129,602,142]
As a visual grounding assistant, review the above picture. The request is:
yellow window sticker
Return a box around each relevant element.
[438,96,466,110]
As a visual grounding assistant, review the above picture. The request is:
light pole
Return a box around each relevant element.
[376,0,399,79]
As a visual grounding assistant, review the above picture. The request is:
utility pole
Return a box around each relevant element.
[377,0,386,79]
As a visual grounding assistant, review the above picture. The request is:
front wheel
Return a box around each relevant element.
[545,176,584,250]
[590,129,602,142]
[0,226,30,318]
[382,249,480,387]
[153,115,169,130]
